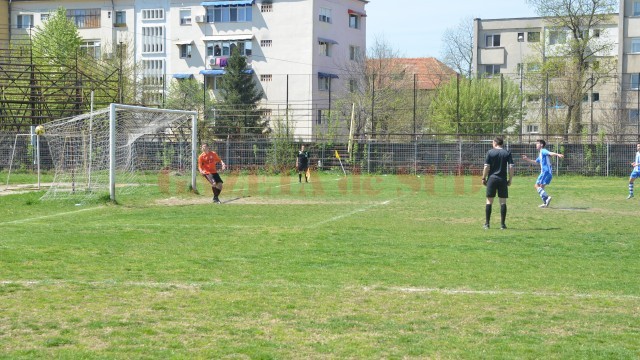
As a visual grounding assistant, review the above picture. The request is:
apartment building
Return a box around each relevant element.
[5,0,368,140]
[473,1,640,137]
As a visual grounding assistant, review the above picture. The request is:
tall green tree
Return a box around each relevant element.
[31,7,82,66]
[525,0,617,136]
[215,48,264,138]
[429,76,522,134]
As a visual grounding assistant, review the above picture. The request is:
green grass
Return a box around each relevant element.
[1,173,639,359]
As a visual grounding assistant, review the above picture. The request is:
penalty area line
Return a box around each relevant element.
[304,199,394,229]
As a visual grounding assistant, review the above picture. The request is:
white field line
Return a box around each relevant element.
[0,279,638,301]
[305,199,393,228]
[1,206,103,225]
[223,176,343,194]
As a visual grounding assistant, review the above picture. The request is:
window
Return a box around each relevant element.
[142,9,164,20]
[549,30,566,45]
[261,3,272,13]
[207,5,252,23]
[80,40,101,59]
[547,95,565,108]
[593,29,601,38]
[180,44,192,58]
[629,109,640,124]
[114,11,126,26]
[260,74,272,82]
[349,79,358,93]
[180,9,192,25]
[527,63,541,72]
[142,60,164,86]
[205,76,221,91]
[517,32,525,42]
[206,40,252,57]
[484,65,500,76]
[319,77,330,91]
[349,14,361,29]
[526,125,539,133]
[349,45,360,61]
[582,94,589,102]
[634,1,640,16]
[317,109,328,124]
[319,41,331,57]
[66,9,100,28]
[485,34,500,47]
[592,93,600,102]
[260,39,272,47]
[527,31,540,42]
[632,38,640,53]
[631,74,640,90]
[17,15,34,29]
[319,8,331,23]
[580,30,589,40]
[261,109,272,119]
[527,94,541,102]
[142,26,165,53]
[41,13,50,22]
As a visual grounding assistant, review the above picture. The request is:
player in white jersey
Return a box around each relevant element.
[627,143,640,199]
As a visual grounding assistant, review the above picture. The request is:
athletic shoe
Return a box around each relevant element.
[545,196,552,207]
[483,223,490,230]
[627,194,634,200]
[538,203,547,208]
[500,224,507,230]
[213,198,221,204]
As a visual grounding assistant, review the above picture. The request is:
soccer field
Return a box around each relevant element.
[0,173,638,358]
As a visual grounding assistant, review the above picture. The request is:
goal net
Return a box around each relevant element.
[41,104,198,202]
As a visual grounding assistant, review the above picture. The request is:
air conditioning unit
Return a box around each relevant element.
[207,56,217,68]
[195,15,205,23]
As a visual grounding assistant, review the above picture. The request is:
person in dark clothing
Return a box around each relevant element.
[296,145,310,183]
[482,136,514,230]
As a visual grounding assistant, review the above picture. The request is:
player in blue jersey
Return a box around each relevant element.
[521,139,564,208]
[627,143,640,199]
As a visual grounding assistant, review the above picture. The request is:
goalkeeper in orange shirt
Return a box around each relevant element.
[198,143,226,203]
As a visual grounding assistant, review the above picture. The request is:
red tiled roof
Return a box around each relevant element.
[367,57,458,90]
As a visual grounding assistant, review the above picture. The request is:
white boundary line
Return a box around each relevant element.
[305,199,393,228]
[1,206,103,225]
[1,280,638,301]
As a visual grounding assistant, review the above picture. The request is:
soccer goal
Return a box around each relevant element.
[41,104,198,202]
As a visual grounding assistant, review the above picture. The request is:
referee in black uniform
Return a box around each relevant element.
[296,145,310,183]
[482,136,514,230]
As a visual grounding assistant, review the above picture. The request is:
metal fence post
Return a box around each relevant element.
[607,142,610,177]
[414,138,418,175]
[367,137,371,174]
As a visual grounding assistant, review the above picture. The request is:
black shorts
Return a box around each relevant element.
[486,176,508,198]
[203,173,223,186]
[297,165,308,172]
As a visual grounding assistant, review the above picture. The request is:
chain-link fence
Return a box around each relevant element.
[3,132,638,190]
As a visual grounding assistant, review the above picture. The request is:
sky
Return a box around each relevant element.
[365,0,538,59]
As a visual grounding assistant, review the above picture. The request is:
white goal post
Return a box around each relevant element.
[42,104,198,202]
[108,104,198,201]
